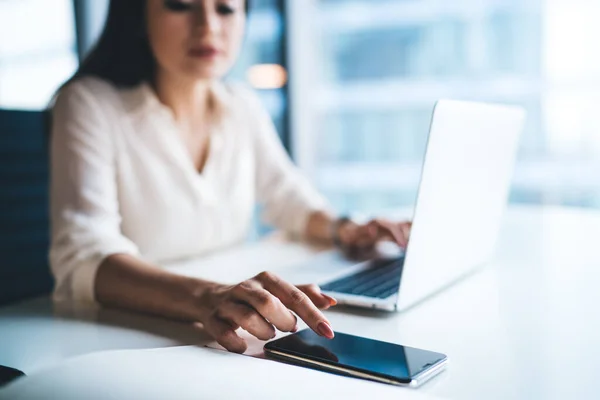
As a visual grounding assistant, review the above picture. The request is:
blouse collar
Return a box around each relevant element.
[121,80,233,123]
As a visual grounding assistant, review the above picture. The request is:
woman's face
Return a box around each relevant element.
[146,0,246,82]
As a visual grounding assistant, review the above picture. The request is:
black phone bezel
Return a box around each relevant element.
[263,331,446,385]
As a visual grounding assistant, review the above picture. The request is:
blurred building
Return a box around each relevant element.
[290,0,542,213]
[1,0,600,217]
[0,0,78,108]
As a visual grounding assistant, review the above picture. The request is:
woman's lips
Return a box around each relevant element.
[188,46,220,58]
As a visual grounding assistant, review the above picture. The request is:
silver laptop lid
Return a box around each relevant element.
[396,99,526,311]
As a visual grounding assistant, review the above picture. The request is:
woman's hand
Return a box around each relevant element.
[336,219,412,257]
[197,271,337,353]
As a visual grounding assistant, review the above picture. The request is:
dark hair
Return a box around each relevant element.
[66,0,250,89]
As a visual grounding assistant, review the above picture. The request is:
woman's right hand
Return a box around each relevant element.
[197,271,337,353]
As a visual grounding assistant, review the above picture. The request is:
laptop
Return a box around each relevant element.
[318,99,526,312]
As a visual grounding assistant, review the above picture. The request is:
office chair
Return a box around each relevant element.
[0,366,25,387]
[0,109,53,306]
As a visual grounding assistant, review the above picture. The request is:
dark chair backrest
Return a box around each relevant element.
[0,109,53,306]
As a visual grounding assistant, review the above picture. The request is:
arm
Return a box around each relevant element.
[50,80,141,303]
[95,254,212,322]
[95,255,337,353]
[50,80,334,352]
[305,211,336,243]
[50,80,223,322]
[241,88,334,241]
[240,87,411,248]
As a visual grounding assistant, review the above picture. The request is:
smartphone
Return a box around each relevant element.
[0,365,25,386]
[264,329,447,387]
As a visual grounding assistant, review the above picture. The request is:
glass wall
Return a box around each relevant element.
[228,0,289,235]
[0,0,78,109]
[229,0,288,142]
[289,0,600,214]
[6,0,596,217]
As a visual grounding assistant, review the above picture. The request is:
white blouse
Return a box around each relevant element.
[50,77,329,303]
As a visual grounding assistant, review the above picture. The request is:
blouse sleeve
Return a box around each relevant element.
[235,85,332,237]
[49,79,140,303]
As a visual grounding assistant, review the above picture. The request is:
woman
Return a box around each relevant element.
[50,0,411,353]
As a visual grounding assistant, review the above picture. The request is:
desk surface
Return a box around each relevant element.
[1,206,599,399]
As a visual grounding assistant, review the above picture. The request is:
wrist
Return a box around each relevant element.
[330,216,357,247]
[184,278,226,321]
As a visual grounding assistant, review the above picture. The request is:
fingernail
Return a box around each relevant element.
[317,322,335,339]
[291,324,299,333]
[323,294,338,306]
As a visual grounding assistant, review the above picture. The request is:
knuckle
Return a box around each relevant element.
[289,289,307,306]
[217,329,234,341]
[256,271,271,281]
[213,307,226,320]
[234,281,253,294]
[257,271,280,285]
[255,290,276,310]
[240,309,258,326]
[306,284,320,292]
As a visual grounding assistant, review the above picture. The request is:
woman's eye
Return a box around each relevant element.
[216,4,236,15]
[164,0,194,12]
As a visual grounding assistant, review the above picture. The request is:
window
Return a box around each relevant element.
[288,0,600,213]
[228,0,288,234]
[229,0,288,144]
[0,0,78,109]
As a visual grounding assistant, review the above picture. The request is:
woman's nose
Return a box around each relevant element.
[193,7,221,35]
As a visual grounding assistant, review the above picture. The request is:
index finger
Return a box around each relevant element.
[372,220,409,248]
[257,272,334,339]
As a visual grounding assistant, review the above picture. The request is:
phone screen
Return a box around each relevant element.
[265,330,446,383]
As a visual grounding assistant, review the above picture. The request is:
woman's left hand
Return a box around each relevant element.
[335,219,412,256]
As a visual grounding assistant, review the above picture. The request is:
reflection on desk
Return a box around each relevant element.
[0,346,444,400]
[0,206,599,399]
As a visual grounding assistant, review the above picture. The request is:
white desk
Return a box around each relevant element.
[1,206,599,399]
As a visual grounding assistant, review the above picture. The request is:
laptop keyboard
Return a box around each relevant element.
[320,257,405,299]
